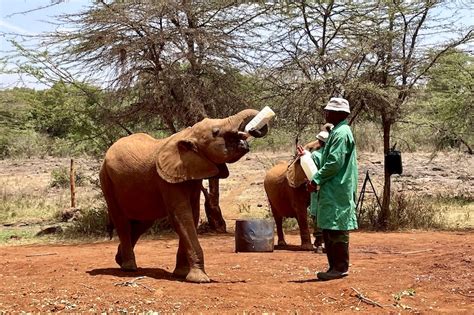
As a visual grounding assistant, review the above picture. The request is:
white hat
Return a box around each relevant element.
[316,131,329,143]
[324,97,350,113]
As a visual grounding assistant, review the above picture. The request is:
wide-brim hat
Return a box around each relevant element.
[324,97,350,113]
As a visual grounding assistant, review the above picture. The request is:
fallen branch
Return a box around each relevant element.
[26,253,57,257]
[351,287,383,308]
[80,283,94,290]
[114,276,154,292]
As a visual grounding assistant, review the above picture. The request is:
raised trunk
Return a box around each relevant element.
[379,118,391,230]
[202,178,227,233]
[201,109,267,233]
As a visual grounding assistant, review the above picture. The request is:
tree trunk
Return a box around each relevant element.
[379,118,391,230]
[202,178,227,233]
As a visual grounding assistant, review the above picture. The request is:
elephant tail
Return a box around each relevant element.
[106,215,114,240]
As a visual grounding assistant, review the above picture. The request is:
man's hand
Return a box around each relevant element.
[323,123,334,132]
[296,145,305,157]
[306,180,318,192]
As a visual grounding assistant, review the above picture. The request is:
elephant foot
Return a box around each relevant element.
[301,243,314,251]
[115,252,122,267]
[120,259,138,271]
[185,268,210,283]
[173,266,190,279]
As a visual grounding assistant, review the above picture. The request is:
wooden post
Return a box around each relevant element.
[70,158,76,208]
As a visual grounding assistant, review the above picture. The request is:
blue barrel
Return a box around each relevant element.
[235,219,274,252]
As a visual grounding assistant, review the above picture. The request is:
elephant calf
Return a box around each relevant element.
[264,141,319,250]
[100,109,268,283]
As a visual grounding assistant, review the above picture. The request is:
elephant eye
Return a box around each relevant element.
[212,127,220,137]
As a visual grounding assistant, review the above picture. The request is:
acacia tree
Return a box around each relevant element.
[12,0,270,232]
[420,50,473,154]
[258,0,471,229]
[345,1,472,228]
[255,1,370,143]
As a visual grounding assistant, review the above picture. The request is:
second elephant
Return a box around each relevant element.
[263,141,319,250]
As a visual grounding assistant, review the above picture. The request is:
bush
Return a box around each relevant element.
[50,166,85,188]
[357,192,445,230]
[62,206,109,238]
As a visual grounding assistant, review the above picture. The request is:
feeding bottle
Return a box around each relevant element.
[300,150,318,180]
[245,106,276,133]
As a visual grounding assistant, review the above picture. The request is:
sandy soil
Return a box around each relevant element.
[0,232,472,313]
[0,151,473,312]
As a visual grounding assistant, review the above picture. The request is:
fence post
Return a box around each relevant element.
[70,158,76,208]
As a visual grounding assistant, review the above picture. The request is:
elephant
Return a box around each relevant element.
[99,109,268,283]
[263,141,319,251]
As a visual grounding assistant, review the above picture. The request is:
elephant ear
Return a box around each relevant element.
[156,131,224,183]
[286,159,307,188]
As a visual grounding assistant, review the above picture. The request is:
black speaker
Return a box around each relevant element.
[385,149,402,175]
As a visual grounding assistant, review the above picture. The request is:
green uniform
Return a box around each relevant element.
[309,149,322,217]
[312,120,358,231]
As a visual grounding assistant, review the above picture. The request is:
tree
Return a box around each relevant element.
[344,1,472,228]
[255,0,472,229]
[10,0,271,232]
[421,50,473,154]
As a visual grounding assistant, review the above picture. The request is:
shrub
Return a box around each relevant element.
[357,192,445,230]
[50,166,85,188]
[62,205,109,238]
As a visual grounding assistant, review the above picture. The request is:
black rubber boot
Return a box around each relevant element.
[317,231,333,272]
[317,242,349,281]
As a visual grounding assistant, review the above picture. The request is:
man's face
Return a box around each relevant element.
[325,110,348,125]
[325,110,336,124]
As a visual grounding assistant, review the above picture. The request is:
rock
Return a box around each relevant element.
[61,208,82,222]
[36,226,63,237]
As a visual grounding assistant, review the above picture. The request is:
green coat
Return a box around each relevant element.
[309,149,322,217]
[311,120,358,231]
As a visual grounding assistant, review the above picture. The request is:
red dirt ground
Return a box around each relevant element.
[0,231,472,313]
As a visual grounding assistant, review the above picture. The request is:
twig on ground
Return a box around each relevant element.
[351,287,383,308]
[26,253,57,257]
[392,249,434,255]
[114,276,154,292]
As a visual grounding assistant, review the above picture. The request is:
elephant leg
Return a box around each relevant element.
[174,188,201,279]
[113,219,137,271]
[100,169,136,270]
[274,215,286,246]
[295,208,313,251]
[173,239,189,278]
[115,220,155,269]
[131,220,155,248]
[164,182,209,283]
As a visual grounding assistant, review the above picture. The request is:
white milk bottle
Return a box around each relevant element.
[245,106,276,133]
[300,150,318,180]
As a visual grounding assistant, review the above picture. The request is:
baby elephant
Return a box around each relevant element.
[264,141,319,250]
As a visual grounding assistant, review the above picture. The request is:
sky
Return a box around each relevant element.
[0,0,91,89]
[0,0,473,89]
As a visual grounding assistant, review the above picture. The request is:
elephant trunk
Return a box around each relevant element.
[230,109,269,138]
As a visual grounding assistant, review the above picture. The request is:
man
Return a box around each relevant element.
[308,130,329,253]
[302,97,358,281]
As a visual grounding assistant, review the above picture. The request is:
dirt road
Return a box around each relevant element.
[0,231,472,313]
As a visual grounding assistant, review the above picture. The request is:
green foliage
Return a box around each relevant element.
[419,50,474,152]
[50,166,85,188]
[62,206,109,238]
[358,192,445,230]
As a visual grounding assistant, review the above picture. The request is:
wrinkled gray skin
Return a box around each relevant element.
[100,109,267,283]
